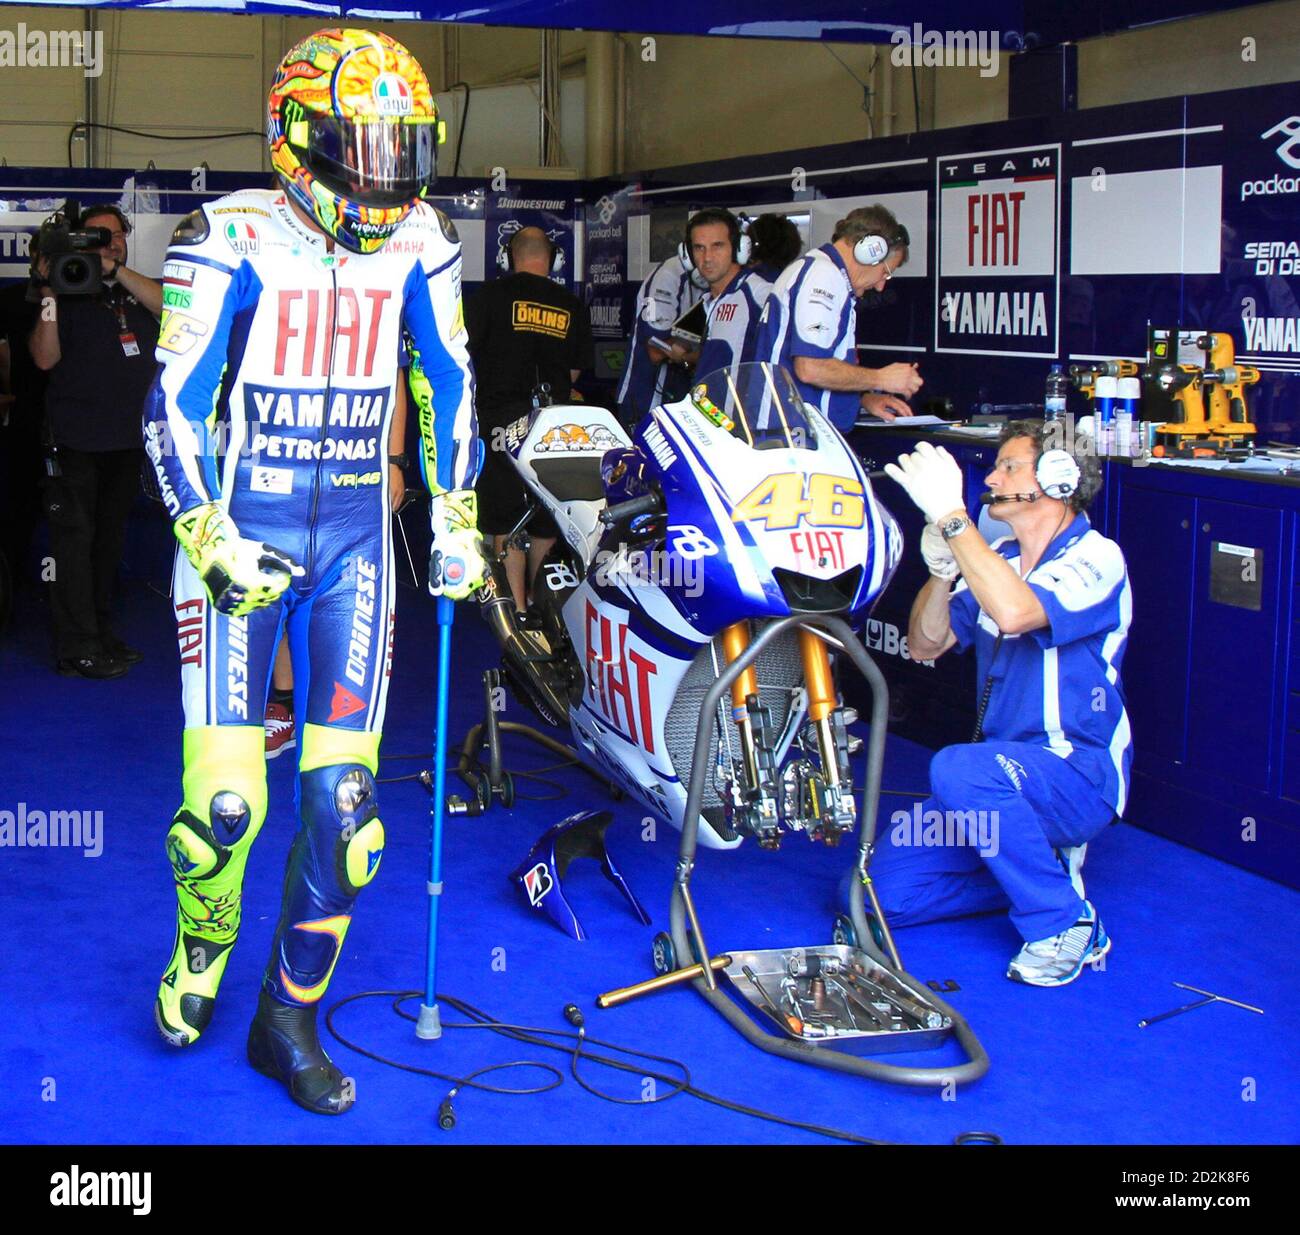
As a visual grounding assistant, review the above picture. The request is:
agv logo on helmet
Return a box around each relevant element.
[373,73,413,116]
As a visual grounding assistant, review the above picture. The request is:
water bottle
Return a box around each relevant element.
[1045,364,1068,421]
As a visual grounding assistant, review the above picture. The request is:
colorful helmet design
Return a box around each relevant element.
[268,28,439,254]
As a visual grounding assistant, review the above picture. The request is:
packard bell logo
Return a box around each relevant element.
[1262,116,1300,169]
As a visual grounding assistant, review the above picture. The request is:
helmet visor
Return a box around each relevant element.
[297,114,436,208]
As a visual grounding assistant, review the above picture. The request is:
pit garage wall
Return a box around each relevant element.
[623,77,1300,441]
[0,172,586,294]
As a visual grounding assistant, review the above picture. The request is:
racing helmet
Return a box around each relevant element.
[268,28,439,254]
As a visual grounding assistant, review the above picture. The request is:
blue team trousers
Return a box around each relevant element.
[869,742,1116,942]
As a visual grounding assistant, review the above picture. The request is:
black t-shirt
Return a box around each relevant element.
[465,272,593,424]
[0,283,48,423]
[44,283,160,452]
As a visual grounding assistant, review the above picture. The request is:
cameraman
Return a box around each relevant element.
[29,205,162,677]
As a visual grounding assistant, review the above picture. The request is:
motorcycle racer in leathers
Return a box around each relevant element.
[144,27,485,1114]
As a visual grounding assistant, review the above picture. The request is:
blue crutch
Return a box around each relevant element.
[417,592,455,1039]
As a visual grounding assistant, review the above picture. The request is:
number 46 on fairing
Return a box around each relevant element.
[731,473,866,531]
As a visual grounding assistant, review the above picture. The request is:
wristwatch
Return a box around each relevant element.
[939,514,972,541]
[389,452,411,473]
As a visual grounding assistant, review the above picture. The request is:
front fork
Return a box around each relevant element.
[791,628,857,844]
[720,621,781,847]
[718,622,856,847]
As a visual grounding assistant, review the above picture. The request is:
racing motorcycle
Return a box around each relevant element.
[478,361,902,851]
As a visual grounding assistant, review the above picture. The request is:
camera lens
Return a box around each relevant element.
[62,257,91,291]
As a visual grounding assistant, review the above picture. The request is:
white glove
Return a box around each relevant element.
[428,489,487,601]
[882,440,965,525]
[921,523,960,581]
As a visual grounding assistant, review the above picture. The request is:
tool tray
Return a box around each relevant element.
[722,945,953,1056]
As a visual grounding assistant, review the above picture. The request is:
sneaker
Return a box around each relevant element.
[1007,900,1110,987]
[264,701,296,759]
[1057,843,1088,900]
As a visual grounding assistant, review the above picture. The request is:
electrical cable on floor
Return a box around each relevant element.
[325,989,892,1144]
[332,718,993,1142]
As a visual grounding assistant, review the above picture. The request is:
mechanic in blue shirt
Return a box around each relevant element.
[754,204,922,431]
[688,208,774,385]
[878,423,1132,987]
[616,249,703,426]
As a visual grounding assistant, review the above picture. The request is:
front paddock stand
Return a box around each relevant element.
[668,613,990,1087]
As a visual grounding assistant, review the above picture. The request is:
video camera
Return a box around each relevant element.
[30,199,111,298]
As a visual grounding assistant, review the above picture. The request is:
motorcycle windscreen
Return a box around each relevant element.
[689,362,817,452]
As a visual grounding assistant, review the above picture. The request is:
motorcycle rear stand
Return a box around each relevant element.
[669,612,989,1086]
[440,667,622,815]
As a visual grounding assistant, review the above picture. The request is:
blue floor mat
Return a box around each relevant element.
[2,560,1297,1146]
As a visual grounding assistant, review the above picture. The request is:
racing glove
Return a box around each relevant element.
[428,488,487,601]
[174,502,302,617]
[882,440,966,525]
[920,523,960,581]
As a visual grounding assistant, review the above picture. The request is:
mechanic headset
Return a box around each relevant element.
[679,208,751,270]
[983,435,1093,508]
[498,228,564,275]
[853,222,910,267]
[1035,447,1082,501]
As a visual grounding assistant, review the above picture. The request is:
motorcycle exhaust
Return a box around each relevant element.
[479,567,570,724]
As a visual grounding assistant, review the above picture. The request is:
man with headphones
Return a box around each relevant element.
[688,208,776,385]
[467,225,593,616]
[754,203,922,431]
[877,421,1132,987]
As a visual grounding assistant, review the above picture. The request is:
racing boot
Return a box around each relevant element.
[246,990,354,1115]
[250,748,385,1113]
[156,727,268,1046]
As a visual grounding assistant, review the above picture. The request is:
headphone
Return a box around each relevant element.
[1035,448,1082,501]
[983,437,1093,511]
[498,227,564,276]
[679,209,751,271]
[851,222,910,268]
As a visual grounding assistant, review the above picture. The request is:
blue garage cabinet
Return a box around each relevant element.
[853,428,1300,891]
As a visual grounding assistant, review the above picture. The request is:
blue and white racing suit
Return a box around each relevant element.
[146,187,477,1040]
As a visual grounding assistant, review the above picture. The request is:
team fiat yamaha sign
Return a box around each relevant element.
[934,144,1061,359]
